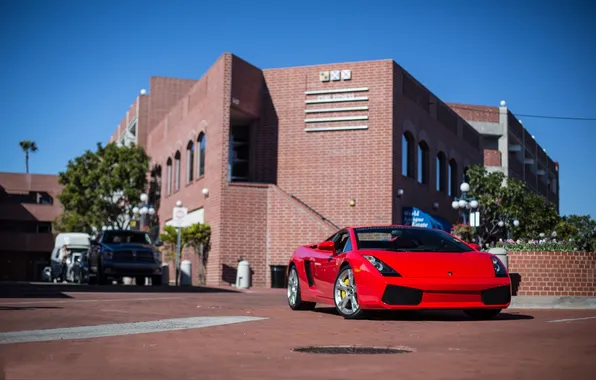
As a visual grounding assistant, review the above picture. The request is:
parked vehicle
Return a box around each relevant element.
[86,229,164,286]
[50,233,91,282]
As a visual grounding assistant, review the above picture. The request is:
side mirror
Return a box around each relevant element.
[317,241,337,255]
[468,243,481,251]
[155,240,164,247]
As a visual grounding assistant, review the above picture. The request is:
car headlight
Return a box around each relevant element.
[154,250,161,261]
[363,255,401,277]
[492,256,507,277]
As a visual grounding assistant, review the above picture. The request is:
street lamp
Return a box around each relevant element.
[451,182,479,226]
[132,192,155,231]
[498,218,520,240]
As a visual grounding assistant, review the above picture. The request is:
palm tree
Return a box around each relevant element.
[19,140,38,174]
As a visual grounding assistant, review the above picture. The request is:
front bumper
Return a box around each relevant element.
[356,273,512,310]
[102,261,162,277]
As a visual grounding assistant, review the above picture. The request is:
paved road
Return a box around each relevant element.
[1,284,595,380]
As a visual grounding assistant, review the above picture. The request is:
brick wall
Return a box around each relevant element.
[447,103,500,123]
[508,251,596,296]
[484,149,501,166]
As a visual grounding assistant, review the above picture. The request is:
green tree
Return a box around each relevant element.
[19,140,38,174]
[555,214,596,252]
[57,142,150,233]
[465,165,559,243]
[159,225,180,262]
[182,223,211,285]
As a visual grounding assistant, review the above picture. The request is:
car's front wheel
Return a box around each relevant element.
[287,265,316,311]
[333,266,365,319]
[463,309,502,320]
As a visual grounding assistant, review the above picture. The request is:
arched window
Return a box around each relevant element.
[402,132,415,178]
[174,151,181,191]
[166,158,172,196]
[197,132,206,177]
[448,159,458,196]
[436,152,447,192]
[417,141,429,184]
[186,140,195,183]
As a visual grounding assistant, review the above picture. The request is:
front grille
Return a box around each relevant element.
[381,285,423,306]
[112,250,154,263]
[481,285,511,305]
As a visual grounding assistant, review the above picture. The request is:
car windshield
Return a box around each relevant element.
[354,227,474,253]
[102,231,152,245]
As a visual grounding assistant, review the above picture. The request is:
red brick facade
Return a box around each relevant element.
[484,149,501,166]
[508,251,596,296]
[0,173,64,281]
[111,53,485,287]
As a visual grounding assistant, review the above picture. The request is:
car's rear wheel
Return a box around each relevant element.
[287,266,316,311]
[463,309,502,320]
[334,266,364,319]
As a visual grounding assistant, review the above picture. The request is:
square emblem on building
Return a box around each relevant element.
[319,71,330,82]
[330,70,341,81]
[341,69,352,80]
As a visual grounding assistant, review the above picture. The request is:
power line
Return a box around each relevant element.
[449,105,596,121]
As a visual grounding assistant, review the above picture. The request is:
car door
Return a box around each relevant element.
[314,230,350,298]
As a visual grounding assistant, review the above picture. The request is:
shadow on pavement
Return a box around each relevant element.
[0,306,64,311]
[312,307,534,321]
[0,282,240,299]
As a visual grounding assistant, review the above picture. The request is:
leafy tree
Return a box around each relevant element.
[19,140,38,174]
[159,223,211,285]
[555,214,596,252]
[183,223,211,285]
[57,142,150,233]
[465,165,559,243]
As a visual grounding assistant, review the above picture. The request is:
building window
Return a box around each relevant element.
[436,152,447,192]
[448,159,458,196]
[417,141,429,184]
[463,165,471,183]
[229,125,250,181]
[402,132,415,178]
[37,222,52,233]
[166,157,173,195]
[186,140,195,183]
[198,132,206,177]
[174,151,181,191]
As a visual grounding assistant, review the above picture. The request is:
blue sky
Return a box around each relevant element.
[1,0,594,217]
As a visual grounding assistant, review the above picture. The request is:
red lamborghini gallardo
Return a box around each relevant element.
[286,225,511,319]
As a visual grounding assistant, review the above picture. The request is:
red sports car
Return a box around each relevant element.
[286,225,511,319]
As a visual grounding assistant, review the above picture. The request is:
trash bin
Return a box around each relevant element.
[236,260,251,289]
[270,265,288,288]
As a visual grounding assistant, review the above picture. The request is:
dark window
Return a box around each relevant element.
[102,231,152,245]
[37,222,52,233]
[417,141,429,184]
[198,132,206,177]
[402,132,415,178]
[186,140,195,183]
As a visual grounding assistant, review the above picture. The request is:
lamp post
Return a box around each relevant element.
[498,218,520,240]
[132,193,155,231]
[451,182,479,227]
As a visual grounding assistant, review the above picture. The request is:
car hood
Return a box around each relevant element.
[100,243,155,251]
[358,249,496,278]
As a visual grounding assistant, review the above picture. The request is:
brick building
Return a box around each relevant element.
[447,102,560,211]
[0,172,63,281]
[109,53,484,287]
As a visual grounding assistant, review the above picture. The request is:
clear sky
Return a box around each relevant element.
[1,0,594,217]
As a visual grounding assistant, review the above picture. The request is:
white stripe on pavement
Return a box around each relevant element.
[0,316,267,344]
[0,296,187,306]
[547,316,596,323]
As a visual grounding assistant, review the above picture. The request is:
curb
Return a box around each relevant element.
[510,296,596,310]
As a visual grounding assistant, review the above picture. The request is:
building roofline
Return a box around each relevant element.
[262,57,394,71]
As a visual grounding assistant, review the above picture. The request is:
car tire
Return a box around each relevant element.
[333,265,365,319]
[463,309,502,320]
[287,265,316,311]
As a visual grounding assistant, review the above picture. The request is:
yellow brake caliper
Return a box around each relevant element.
[341,278,349,299]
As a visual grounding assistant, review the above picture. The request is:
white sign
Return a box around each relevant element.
[317,93,355,101]
[470,211,480,227]
[171,206,189,228]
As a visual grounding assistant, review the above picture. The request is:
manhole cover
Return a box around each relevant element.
[292,345,413,355]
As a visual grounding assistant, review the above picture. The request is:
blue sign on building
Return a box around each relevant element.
[402,207,452,232]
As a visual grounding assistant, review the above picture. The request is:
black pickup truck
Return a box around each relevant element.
[85,229,164,286]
